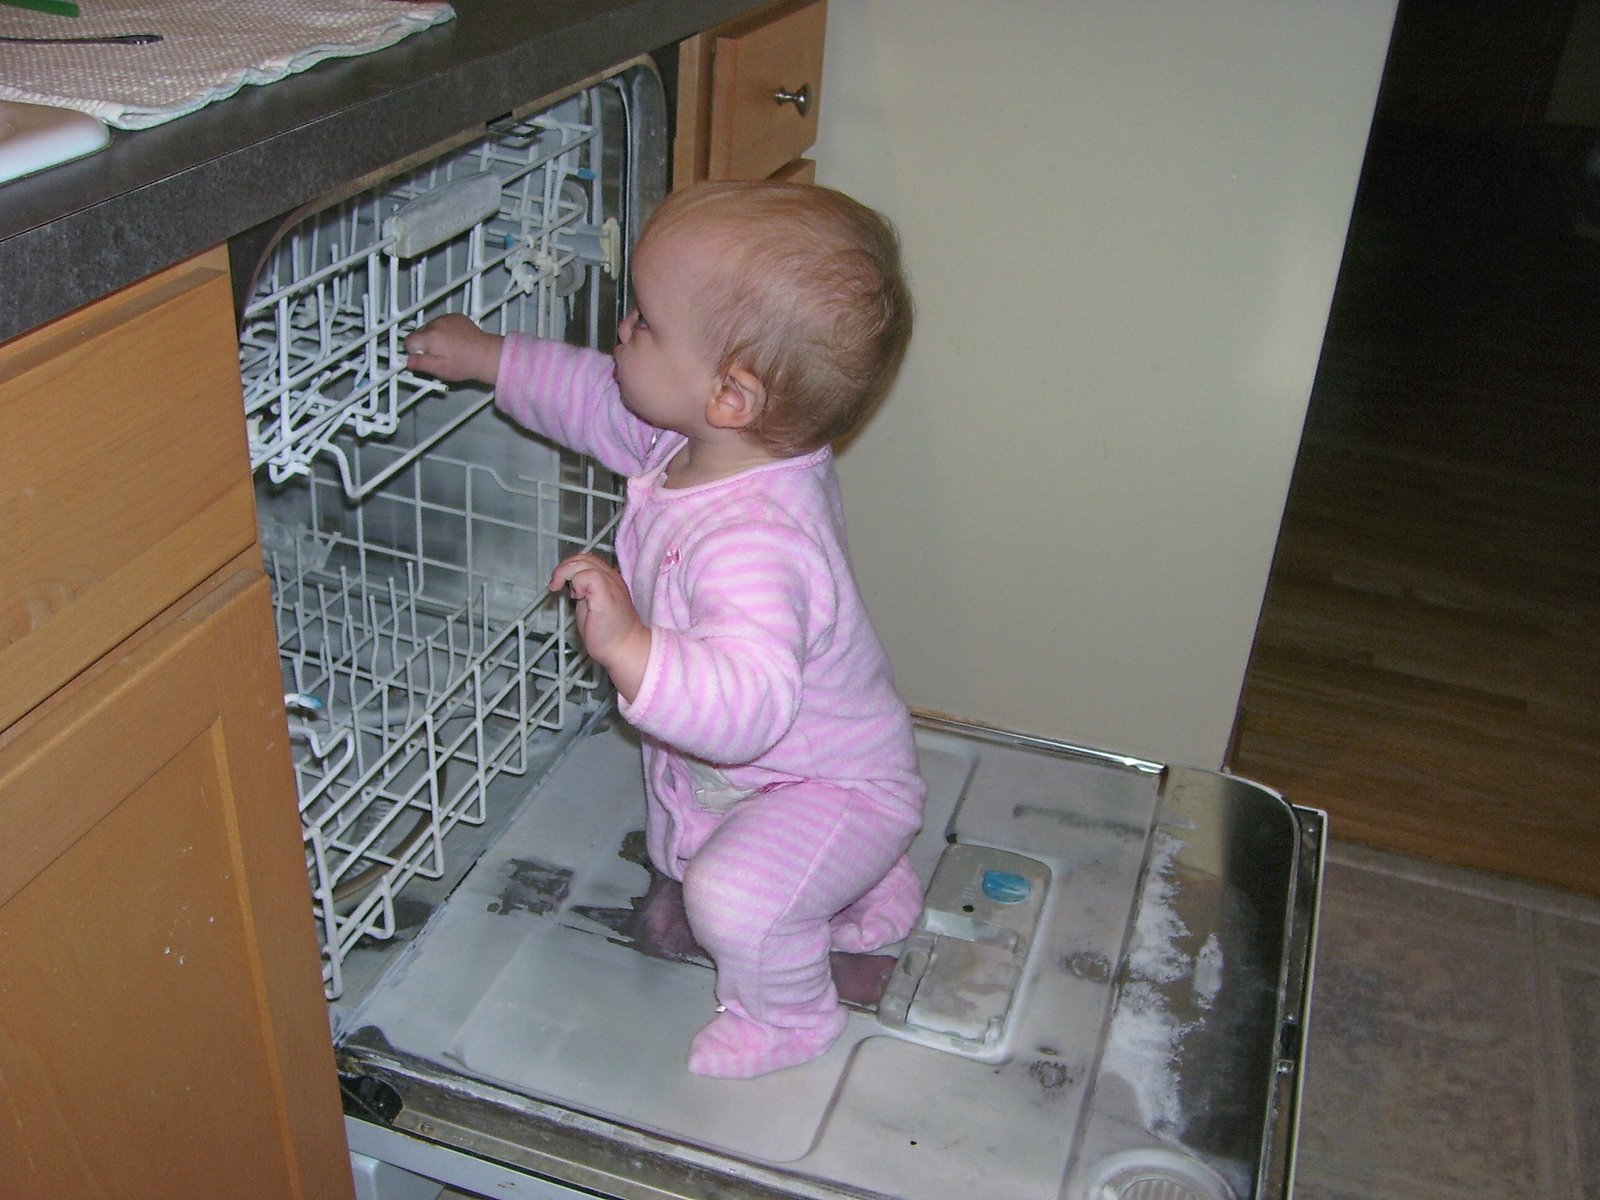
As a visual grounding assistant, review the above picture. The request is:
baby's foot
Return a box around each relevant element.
[829,874,922,954]
[686,1007,847,1079]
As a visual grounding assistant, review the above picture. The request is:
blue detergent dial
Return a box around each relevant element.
[980,869,1032,905]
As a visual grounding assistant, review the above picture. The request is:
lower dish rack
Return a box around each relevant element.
[263,439,619,998]
[238,70,650,997]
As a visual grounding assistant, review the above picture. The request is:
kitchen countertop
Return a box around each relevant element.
[0,0,766,344]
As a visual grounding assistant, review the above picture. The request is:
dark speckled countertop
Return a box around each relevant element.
[0,0,765,344]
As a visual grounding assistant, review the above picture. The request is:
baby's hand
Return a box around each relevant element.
[550,553,651,702]
[405,313,503,383]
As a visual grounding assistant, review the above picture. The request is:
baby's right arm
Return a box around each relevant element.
[411,318,656,478]
[406,314,504,384]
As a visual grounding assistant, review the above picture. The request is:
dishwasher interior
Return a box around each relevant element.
[239,62,654,1006]
[236,58,1323,1200]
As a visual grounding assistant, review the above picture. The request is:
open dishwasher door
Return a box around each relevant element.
[336,713,1322,1200]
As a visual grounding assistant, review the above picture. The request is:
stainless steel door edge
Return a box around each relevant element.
[1256,804,1325,1199]
[909,709,1166,776]
[1059,757,1319,1200]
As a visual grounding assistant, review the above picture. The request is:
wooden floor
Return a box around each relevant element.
[1231,121,1600,897]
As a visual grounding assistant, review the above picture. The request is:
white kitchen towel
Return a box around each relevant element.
[0,1,453,129]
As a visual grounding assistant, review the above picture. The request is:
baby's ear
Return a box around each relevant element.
[707,367,767,430]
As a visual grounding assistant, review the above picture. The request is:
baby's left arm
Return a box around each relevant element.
[623,525,822,764]
[549,553,650,701]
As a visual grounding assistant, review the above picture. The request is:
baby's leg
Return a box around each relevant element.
[680,784,912,1078]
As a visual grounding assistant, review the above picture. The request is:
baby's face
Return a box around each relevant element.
[614,230,722,435]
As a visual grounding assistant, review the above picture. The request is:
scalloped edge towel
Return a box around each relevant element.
[0,1,453,129]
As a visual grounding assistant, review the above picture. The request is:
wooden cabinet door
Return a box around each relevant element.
[0,568,353,1200]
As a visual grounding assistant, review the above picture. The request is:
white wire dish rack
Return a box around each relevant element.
[239,88,633,998]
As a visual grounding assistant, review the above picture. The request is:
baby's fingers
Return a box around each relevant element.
[549,553,607,593]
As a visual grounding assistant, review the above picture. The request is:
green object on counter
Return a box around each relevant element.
[0,0,80,15]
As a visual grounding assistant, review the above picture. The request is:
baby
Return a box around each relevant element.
[405,180,924,1079]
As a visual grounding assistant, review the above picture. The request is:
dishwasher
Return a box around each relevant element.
[235,56,1324,1200]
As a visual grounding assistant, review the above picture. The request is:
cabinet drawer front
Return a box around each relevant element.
[708,0,827,182]
[0,249,257,730]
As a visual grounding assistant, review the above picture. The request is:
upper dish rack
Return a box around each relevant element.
[239,106,620,501]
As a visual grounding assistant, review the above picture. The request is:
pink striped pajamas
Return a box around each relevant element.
[496,336,926,1077]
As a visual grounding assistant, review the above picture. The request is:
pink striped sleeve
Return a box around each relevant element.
[493,334,656,474]
[621,522,821,764]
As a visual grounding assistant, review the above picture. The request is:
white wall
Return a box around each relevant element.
[818,0,1396,766]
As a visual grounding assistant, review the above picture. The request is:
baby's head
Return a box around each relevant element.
[637,181,913,455]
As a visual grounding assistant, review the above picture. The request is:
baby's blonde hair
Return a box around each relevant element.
[639,180,913,455]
